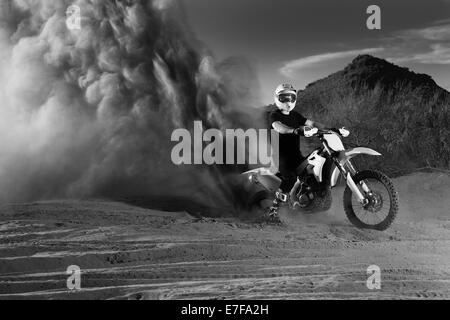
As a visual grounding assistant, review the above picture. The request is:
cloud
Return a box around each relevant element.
[389,22,450,65]
[280,48,384,77]
[392,44,450,65]
[279,21,450,79]
[397,24,450,41]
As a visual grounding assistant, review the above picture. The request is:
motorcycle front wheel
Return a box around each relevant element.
[344,170,399,231]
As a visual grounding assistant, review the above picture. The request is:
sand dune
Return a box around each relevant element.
[0,172,449,300]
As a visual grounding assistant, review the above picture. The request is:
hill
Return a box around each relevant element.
[271,55,450,175]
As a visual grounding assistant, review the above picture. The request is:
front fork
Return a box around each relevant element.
[337,159,370,204]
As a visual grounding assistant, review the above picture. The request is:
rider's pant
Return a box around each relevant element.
[278,156,304,193]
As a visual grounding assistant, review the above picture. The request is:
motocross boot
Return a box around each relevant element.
[266,203,282,224]
[264,191,288,225]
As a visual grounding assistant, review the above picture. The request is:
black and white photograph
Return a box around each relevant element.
[0,0,449,305]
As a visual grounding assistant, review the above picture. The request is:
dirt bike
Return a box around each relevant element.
[242,127,399,231]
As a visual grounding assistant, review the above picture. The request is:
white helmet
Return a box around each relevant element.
[274,83,297,113]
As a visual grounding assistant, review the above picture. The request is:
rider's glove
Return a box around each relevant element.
[339,127,350,137]
[329,127,350,137]
[293,128,303,135]
[304,127,318,138]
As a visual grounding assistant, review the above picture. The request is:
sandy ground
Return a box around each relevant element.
[0,172,449,300]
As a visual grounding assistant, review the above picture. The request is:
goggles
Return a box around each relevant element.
[278,93,297,103]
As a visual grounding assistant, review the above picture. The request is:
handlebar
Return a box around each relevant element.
[304,127,350,138]
[317,128,335,135]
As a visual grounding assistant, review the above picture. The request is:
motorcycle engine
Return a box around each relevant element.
[294,179,315,208]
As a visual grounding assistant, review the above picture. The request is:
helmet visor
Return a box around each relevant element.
[278,93,297,103]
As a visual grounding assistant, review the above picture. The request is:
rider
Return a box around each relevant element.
[267,84,332,222]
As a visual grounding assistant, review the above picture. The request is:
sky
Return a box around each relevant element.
[180,0,450,104]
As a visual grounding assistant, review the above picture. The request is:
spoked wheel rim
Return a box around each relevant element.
[350,178,391,226]
[344,170,398,231]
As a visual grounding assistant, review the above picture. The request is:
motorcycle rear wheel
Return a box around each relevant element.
[299,187,332,214]
[244,190,274,219]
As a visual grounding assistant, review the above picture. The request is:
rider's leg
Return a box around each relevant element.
[280,172,297,195]
[268,160,298,220]
[268,153,306,217]
[279,158,300,196]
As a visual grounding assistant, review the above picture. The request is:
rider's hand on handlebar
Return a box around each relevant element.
[339,127,350,137]
[304,127,319,138]
[293,127,303,136]
[329,127,350,137]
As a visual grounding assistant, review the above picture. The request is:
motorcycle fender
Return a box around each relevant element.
[345,147,382,159]
[243,167,281,193]
[330,148,382,187]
